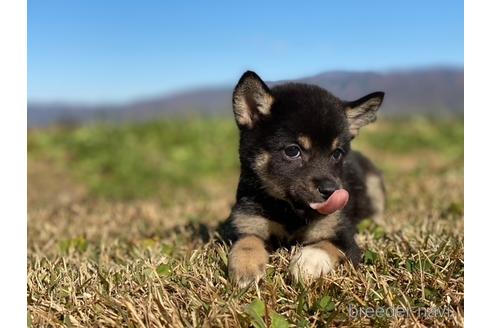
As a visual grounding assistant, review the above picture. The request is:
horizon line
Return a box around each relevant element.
[28,64,464,106]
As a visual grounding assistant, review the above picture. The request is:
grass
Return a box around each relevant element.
[28,117,464,327]
[28,118,238,201]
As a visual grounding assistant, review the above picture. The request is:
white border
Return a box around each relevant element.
[0,0,27,325]
[0,0,472,325]
[465,0,490,325]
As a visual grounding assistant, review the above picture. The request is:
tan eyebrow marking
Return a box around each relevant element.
[298,135,312,150]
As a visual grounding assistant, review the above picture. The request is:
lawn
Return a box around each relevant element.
[27,117,464,327]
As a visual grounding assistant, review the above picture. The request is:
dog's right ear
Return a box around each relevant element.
[232,71,274,129]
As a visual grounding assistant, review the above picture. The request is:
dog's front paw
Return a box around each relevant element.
[228,236,269,288]
[289,242,342,282]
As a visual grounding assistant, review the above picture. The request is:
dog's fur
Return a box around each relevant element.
[220,71,385,287]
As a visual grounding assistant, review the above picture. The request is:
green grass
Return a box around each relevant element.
[28,117,463,200]
[355,117,463,155]
[28,117,464,327]
[28,118,239,200]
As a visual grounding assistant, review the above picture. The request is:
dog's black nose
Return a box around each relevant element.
[317,181,337,200]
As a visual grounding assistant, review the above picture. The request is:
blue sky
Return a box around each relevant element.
[28,0,463,103]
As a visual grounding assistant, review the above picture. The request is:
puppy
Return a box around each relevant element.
[220,71,385,287]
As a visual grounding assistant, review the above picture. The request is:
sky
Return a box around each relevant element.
[28,0,463,103]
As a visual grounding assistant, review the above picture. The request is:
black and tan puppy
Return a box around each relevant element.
[221,71,385,287]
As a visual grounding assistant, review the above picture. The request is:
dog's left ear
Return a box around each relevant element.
[232,71,274,129]
[344,92,384,137]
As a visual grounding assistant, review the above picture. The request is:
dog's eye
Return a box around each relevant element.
[331,148,344,161]
[284,145,301,159]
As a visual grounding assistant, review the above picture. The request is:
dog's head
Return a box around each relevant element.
[232,71,384,216]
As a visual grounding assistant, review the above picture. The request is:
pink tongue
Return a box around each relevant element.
[309,189,349,215]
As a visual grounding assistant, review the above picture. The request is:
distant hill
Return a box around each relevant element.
[28,67,463,128]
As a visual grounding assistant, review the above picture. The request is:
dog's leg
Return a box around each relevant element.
[289,240,343,281]
[228,235,269,288]
[366,173,385,225]
[227,213,287,287]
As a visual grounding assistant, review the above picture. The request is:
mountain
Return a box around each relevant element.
[28,67,463,128]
